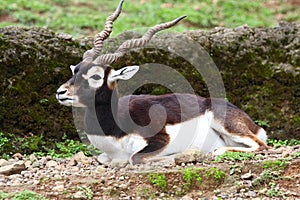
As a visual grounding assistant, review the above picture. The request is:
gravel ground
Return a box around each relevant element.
[0,146,299,199]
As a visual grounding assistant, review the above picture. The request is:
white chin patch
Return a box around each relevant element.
[57,95,86,107]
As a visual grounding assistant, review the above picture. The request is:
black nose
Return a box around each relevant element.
[57,90,67,95]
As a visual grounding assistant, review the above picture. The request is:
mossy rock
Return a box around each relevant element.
[0,22,299,144]
[0,26,92,140]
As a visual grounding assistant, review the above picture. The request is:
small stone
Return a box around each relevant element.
[181,195,193,200]
[94,166,106,174]
[46,160,58,168]
[67,158,76,166]
[0,161,26,175]
[119,176,124,181]
[175,149,206,165]
[53,174,62,179]
[24,161,32,168]
[282,146,293,158]
[119,183,127,189]
[72,191,85,199]
[46,155,52,160]
[31,161,41,168]
[39,157,47,165]
[241,171,253,180]
[29,154,38,162]
[259,188,267,194]
[12,153,23,160]
[0,159,9,167]
[52,184,64,191]
[21,171,31,178]
[109,159,128,169]
[247,191,257,197]
[72,152,89,165]
[8,174,22,180]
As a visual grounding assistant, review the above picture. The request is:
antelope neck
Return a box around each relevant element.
[84,91,124,138]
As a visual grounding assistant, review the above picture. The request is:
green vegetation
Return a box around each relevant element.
[293,151,300,158]
[229,164,243,175]
[262,159,289,171]
[71,186,93,200]
[0,132,98,159]
[255,120,270,128]
[181,168,203,191]
[136,186,156,199]
[214,152,255,162]
[0,190,47,200]
[1,0,299,37]
[206,168,225,180]
[267,182,286,199]
[148,173,167,190]
[267,139,300,149]
[253,159,289,192]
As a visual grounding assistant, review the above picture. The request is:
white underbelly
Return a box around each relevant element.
[86,111,226,161]
[159,111,225,156]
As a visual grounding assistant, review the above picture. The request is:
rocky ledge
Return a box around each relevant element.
[1,22,300,142]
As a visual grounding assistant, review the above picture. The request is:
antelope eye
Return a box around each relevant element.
[90,74,102,80]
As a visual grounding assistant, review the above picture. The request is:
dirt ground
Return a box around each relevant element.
[0,146,299,199]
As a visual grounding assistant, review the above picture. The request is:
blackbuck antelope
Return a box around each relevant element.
[56,0,269,165]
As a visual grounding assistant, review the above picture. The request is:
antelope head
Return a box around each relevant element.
[56,0,186,107]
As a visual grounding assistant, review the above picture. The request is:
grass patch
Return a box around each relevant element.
[148,173,167,190]
[206,167,226,180]
[262,159,289,171]
[181,168,203,191]
[267,182,286,199]
[267,139,300,149]
[0,0,299,37]
[214,151,255,162]
[253,159,288,189]
[0,132,100,159]
[0,190,48,200]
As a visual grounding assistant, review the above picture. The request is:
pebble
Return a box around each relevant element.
[181,195,193,200]
[46,160,58,168]
[247,190,257,197]
[12,153,23,160]
[0,159,9,167]
[241,171,253,180]
[31,161,41,168]
[24,161,32,168]
[72,151,89,164]
[72,191,85,199]
[95,165,106,174]
[52,184,64,191]
[29,154,38,162]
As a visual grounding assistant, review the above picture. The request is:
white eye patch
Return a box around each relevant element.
[82,67,105,89]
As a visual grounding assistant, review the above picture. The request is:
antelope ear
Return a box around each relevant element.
[108,66,139,82]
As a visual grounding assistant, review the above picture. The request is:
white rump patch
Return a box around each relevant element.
[256,128,268,142]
